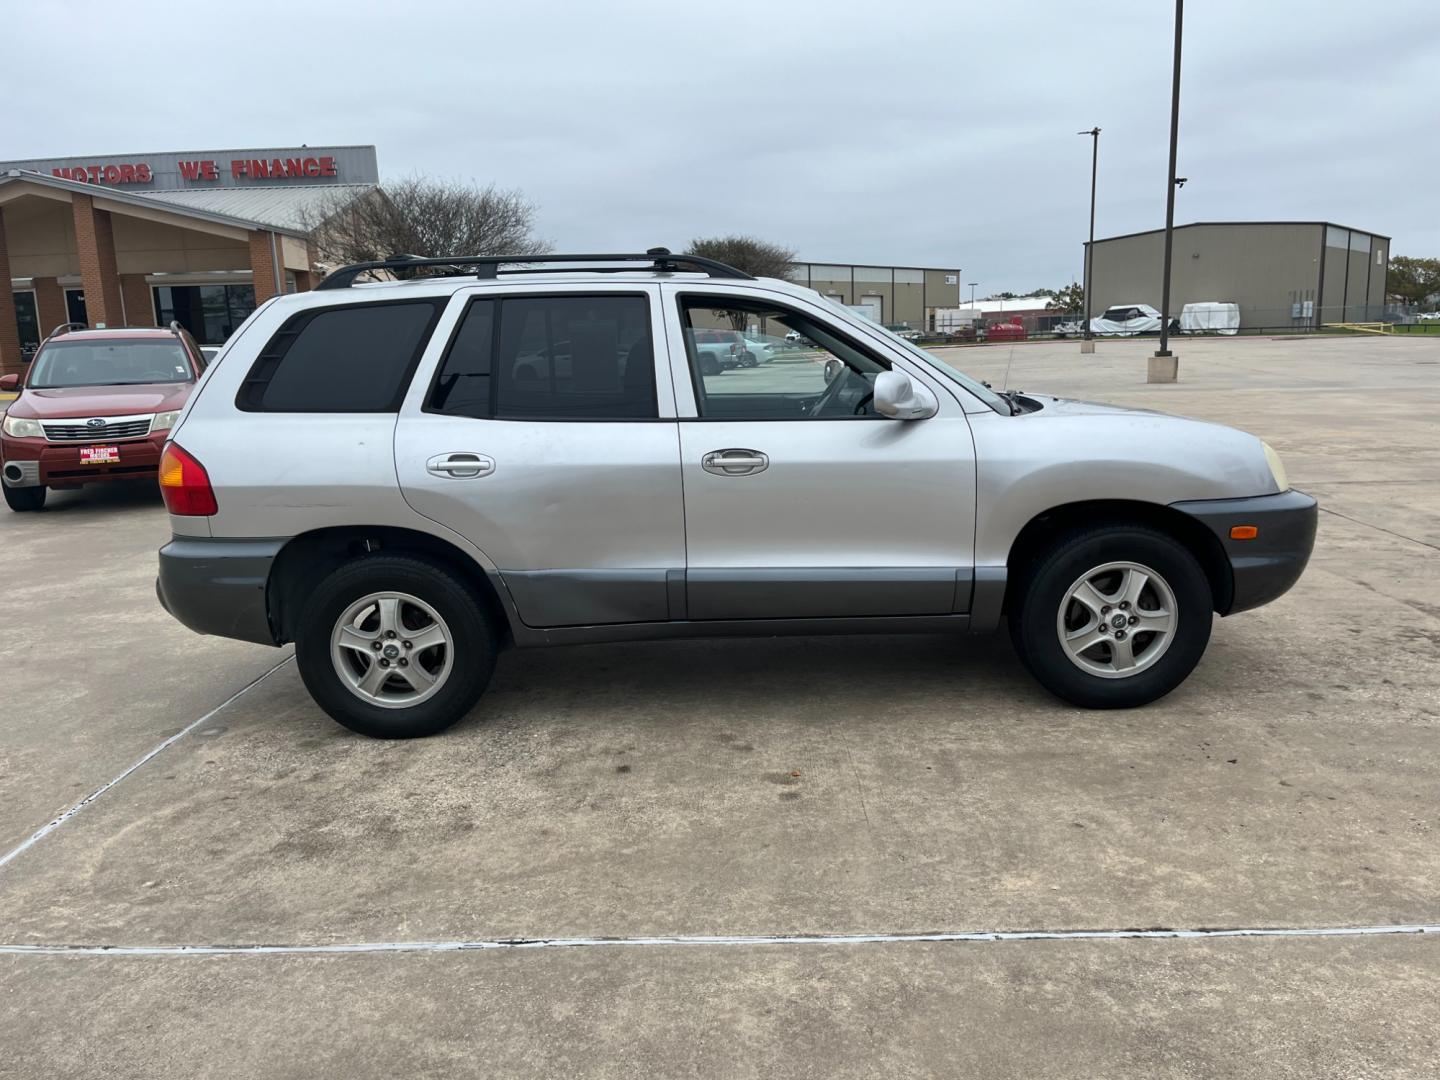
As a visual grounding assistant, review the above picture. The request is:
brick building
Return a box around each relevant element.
[0,145,379,372]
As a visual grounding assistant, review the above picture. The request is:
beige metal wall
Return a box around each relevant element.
[789,264,961,328]
[1088,223,1328,329]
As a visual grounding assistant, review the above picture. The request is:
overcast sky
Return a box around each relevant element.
[10,0,1439,293]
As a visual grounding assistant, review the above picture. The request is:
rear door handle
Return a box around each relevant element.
[702,449,769,476]
[426,452,495,479]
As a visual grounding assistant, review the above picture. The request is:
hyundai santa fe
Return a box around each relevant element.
[155,249,1316,738]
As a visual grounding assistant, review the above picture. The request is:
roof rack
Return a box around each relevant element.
[48,321,88,338]
[315,247,753,290]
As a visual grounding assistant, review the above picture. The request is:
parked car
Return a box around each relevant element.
[741,336,778,365]
[986,319,1027,342]
[1052,319,1086,339]
[884,324,922,343]
[690,328,741,373]
[1090,304,1180,336]
[156,247,1316,738]
[1,323,205,511]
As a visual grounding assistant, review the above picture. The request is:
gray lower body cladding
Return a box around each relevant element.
[1170,489,1318,614]
[3,460,40,487]
[157,536,286,646]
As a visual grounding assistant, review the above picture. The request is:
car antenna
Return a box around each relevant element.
[1002,343,1016,392]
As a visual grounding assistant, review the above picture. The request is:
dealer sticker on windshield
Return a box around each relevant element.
[79,446,120,465]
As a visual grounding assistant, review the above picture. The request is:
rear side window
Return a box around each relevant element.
[239,300,442,411]
[428,294,656,420]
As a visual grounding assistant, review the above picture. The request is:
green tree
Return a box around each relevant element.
[1046,282,1086,314]
[1387,256,1440,308]
[685,235,797,279]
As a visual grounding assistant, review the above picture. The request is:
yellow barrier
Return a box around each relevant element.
[1323,322,1393,335]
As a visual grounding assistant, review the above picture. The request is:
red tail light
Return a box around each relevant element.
[158,442,218,516]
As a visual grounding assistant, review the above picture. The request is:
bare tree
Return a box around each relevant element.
[307,175,549,270]
[685,235,797,279]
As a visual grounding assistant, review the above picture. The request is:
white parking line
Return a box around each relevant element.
[0,923,1435,957]
[0,656,294,873]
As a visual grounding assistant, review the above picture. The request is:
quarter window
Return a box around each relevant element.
[239,300,442,412]
[679,295,889,420]
[428,294,657,420]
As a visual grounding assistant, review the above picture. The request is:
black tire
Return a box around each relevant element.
[295,555,497,738]
[1008,525,1212,708]
[4,484,46,512]
[740,351,757,368]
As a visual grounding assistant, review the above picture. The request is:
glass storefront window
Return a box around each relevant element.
[12,291,40,350]
[155,283,257,345]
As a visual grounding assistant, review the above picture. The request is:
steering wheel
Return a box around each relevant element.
[808,365,852,417]
[852,391,874,416]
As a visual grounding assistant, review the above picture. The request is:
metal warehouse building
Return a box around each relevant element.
[789,262,960,329]
[1086,221,1390,332]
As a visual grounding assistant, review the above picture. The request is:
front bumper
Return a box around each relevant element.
[1,431,167,488]
[157,536,285,646]
[1171,489,1318,614]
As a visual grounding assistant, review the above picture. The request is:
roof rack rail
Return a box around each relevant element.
[48,321,88,338]
[315,247,753,290]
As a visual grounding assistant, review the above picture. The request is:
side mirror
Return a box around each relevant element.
[0,374,19,392]
[873,370,937,420]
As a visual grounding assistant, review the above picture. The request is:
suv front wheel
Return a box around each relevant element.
[1008,525,1213,708]
[295,555,497,738]
[4,484,46,512]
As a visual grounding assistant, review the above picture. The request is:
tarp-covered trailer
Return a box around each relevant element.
[1180,302,1240,335]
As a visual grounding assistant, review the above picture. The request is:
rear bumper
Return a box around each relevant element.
[1171,489,1318,614]
[2,432,166,488]
[157,536,285,646]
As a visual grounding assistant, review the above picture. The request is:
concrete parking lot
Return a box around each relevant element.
[2,333,1438,1077]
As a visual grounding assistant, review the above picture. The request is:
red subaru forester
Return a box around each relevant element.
[0,324,205,511]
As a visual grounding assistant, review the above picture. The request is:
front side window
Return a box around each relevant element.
[240,300,442,412]
[27,339,194,388]
[680,295,887,420]
[429,294,656,420]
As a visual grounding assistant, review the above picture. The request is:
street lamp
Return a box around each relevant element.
[1078,127,1100,354]
[968,282,979,307]
[1151,0,1184,382]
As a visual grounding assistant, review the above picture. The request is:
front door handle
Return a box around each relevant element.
[426,452,495,479]
[702,448,769,476]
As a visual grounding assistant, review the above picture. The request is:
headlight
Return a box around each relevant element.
[151,410,182,432]
[2,415,42,438]
[1261,441,1289,493]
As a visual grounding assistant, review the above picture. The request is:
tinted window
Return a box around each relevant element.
[241,301,441,412]
[680,295,888,420]
[429,300,495,416]
[430,294,655,420]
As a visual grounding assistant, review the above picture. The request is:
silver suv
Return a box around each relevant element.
[156,249,1316,738]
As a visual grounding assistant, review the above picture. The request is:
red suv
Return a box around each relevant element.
[1,324,205,512]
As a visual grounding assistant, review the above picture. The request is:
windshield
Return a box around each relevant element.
[27,340,194,389]
[817,296,1009,412]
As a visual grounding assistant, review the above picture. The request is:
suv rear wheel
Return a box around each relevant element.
[295,555,497,738]
[1008,525,1212,708]
[4,484,46,512]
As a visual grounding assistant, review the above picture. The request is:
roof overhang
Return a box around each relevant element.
[0,170,310,240]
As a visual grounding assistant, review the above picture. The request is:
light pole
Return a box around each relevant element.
[1151,0,1184,382]
[1078,127,1100,354]
[968,282,979,307]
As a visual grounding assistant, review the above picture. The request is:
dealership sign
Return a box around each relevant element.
[0,146,378,191]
